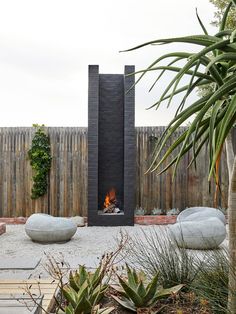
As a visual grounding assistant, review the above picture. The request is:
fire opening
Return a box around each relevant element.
[103,188,120,213]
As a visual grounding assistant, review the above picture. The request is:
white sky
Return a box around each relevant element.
[0,0,216,127]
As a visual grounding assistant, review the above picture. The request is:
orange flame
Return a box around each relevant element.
[104,188,116,208]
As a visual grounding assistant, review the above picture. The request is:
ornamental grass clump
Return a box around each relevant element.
[193,249,232,314]
[28,124,52,199]
[122,228,201,290]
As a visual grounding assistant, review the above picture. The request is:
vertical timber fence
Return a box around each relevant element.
[0,127,230,217]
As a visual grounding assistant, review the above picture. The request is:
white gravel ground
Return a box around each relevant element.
[0,224,164,279]
[0,224,228,280]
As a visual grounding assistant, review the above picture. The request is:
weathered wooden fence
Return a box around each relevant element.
[0,127,230,217]
[136,127,229,213]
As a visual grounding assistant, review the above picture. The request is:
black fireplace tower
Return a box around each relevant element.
[88,65,135,226]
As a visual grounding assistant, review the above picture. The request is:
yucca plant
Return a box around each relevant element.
[111,264,183,312]
[62,265,109,314]
[124,0,236,312]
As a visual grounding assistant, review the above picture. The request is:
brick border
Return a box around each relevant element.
[1,215,227,225]
[0,216,177,225]
[0,217,27,224]
[134,215,177,225]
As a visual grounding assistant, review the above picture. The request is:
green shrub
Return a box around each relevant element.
[28,124,52,199]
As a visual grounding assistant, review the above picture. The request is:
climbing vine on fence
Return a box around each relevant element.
[28,124,52,199]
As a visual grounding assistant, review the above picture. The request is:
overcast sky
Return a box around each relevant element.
[0,0,216,127]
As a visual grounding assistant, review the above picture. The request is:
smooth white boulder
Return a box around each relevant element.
[69,216,85,227]
[169,207,227,249]
[25,214,77,243]
[177,207,226,225]
[169,217,226,250]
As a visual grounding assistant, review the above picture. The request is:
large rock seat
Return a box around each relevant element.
[25,214,77,243]
[169,207,226,250]
[177,206,226,224]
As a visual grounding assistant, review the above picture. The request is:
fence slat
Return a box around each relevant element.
[0,127,230,217]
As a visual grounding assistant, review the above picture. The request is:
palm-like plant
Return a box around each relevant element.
[124,0,236,312]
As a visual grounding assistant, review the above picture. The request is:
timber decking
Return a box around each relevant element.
[0,279,59,313]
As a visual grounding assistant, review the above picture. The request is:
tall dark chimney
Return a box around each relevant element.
[88,65,135,226]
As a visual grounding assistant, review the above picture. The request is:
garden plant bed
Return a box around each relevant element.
[0,224,229,313]
[100,287,212,314]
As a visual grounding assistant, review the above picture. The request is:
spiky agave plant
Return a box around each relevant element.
[123,0,236,312]
[111,264,183,312]
[62,265,110,314]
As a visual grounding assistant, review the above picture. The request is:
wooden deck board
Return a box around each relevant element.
[0,279,59,312]
[0,279,57,284]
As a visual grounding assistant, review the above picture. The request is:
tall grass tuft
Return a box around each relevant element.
[122,228,231,313]
[193,248,230,314]
[123,227,201,289]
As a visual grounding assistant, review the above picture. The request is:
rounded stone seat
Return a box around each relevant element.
[169,207,227,250]
[177,206,226,225]
[25,214,77,243]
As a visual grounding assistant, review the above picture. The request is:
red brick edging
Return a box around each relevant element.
[0,217,27,224]
[0,215,177,225]
[134,215,177,225]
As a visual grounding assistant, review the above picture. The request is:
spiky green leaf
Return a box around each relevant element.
[117,275,143,307]
[95,306,115,314]
[74,295,91,314]
[143,272,159,303]
[65,304,74,314]
[219,1,232,31]
[137,281,146,299]
[111,295,136,312]
[126,263,138,289]
[196,8,208,35]
[62,286,78,309]
[154,284,184,301]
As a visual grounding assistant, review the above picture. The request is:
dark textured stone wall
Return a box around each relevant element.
[123,66,135,225]
[98,74,124,211]
[88,65,99,222]
[88,65,135,226]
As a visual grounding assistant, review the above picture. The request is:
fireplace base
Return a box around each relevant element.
[98,210,124,216]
